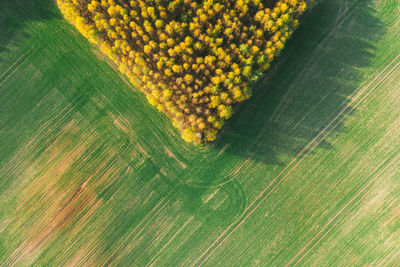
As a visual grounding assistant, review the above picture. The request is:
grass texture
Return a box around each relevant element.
[0,0,399,265]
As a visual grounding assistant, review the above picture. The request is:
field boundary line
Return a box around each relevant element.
[286,153,400,266]
[192,54,400,266]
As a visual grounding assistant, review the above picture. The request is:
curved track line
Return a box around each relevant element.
[192,54,400,266]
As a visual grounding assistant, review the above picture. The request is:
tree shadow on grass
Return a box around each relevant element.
[0,0,58,61]
[0,0,389,260]
[214,0,386,165]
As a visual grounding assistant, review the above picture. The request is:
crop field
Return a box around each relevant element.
[0,0,399,266]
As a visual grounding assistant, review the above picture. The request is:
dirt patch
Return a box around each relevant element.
[164,147,187,169]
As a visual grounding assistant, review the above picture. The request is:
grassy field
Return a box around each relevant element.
[1,0,399,266]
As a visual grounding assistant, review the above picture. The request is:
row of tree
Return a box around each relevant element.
[57,0,310,144]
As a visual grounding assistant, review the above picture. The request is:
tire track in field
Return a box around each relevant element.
[1,62,142,265]
[0,45,35,79]
[1,79,132,180]
[191,54,400,266]
[0,45,38,90]
[2,91,135,265]
[377,235,400,266]
[286,153,400,266]
[385,248,400,266]
[271,0,356,122]
[0,103,74,179]
[77,82,176,265]
[377,0,400,27]
[377,245,400,266]
[101,197,170,265]
[2,132,125,266]
[148,217,194,267]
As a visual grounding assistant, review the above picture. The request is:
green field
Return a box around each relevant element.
[1,0,399,266]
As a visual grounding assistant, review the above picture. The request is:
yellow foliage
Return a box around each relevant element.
[57,0,311,144]
[184,74,193,84]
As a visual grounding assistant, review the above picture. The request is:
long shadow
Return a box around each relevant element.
[0,0,57,61]
[0,0,389,263]
[214,0,386,165]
